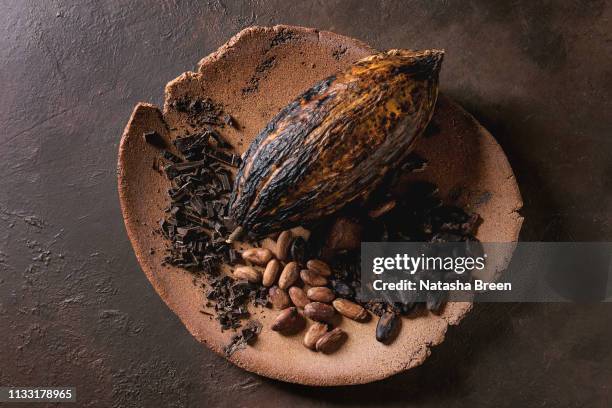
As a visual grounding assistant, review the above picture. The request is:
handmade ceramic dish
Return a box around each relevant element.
[118,25,523,385]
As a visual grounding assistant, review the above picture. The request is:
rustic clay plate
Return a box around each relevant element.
[117,25,523,386]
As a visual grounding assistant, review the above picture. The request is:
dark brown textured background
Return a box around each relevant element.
[1,1,611,407]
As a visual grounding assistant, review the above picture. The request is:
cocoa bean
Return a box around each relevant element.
[278,261,299,289]
[303,322,328,350]
[269,286,291,310]
[233,266,261,283]
[315,328,347,354]
[307,287,335,303]
[288,286,310,308]
[271,307,304,334]
[376,311,400,343]
[262,259,281,287]
[306,259,332,277]
[241,248,273,266]
[332,298,368,321]
[300,269,328,286]
[275,230,293,261]
[304,302,335,322]
[322,217,362,259]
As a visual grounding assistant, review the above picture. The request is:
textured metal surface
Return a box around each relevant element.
[0,1,610,407]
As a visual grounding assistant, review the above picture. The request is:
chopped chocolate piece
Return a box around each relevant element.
[162,150,182,163]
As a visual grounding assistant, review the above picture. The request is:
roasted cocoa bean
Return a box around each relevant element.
[303,322,328,350]
[300,269,328,286]
[304,302,335,322]
[271,307,304,334]
[332,298,368,321]
[307,287,335,303]
[306,259,332,277]
[262,259,281,287]
[288,286,310,308]
[275,230,293,261]
[241,248,273,266]
[269,286,291,309]
[315,328,347,354]
[376,311,400,343]
[233,266,261,283]
[278,261,300,289]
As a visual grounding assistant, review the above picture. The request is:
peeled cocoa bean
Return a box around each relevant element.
[307,287,335,303]
[241,248,273,266]
[306,259,332,277]
[315,328,347,354]
[262,259,281,287]
[303,322,328,350]
[233,266,261,283]
[332,299,368,322]
[278,261,300,289]
[376,311,400,343]
[275,230,293,261]
[288,286,310,308]
[271,307,304,334]
[304,302,335,322]
[300,269,328,287]
[269,286,291,310]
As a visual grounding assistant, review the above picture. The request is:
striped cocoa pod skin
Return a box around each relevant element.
[229,49,444,237]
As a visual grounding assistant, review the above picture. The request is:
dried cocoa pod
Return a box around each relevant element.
[304,302,335,322]
[315,328,347,354]
[332,299,368,322]
[233,266,261,283]
[300,269,328,287]
[269,286,291,309]
[262,259,281,287]
[278,261,299,289]
[306,259,332,277]
[271,307,304,334]
[307,287,335,303]
[376,311,400,343]
[275,230,293,261]
[241,248,273,266]
[288,286,310,308]
[303,322,328,350]
[228,49,443,237]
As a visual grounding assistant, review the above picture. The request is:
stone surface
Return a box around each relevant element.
[1,0,611,406]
